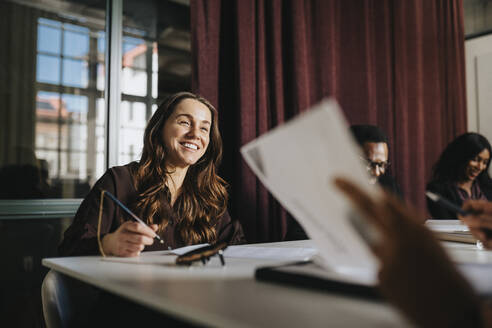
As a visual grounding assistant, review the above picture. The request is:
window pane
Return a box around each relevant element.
[62,59,88,88]
[37,24,61,54]
[35,91,60,182]
[118,0,191,167]
[97,63,105,91]
[1,0,107,200]
[64,23,89,34]
[62,94,88,114]
[63,30,89,57]
[152,71,158,98]
[36,91,59,112]
[119,101,145,163]
[123,37,147,69]
[37,55,60,84]
[39,17,62,28]
[97,31,106,57]
[123,36,145,51]
[90,98,106,185]
[36,91,59,152]
[121,67,147,96]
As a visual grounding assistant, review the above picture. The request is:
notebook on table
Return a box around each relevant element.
[425,219,476,244]
[255,260,381,300]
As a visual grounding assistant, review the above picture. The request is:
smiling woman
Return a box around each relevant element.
[162,98,212,170]
[59,92,245,257]
[426,133,492,219]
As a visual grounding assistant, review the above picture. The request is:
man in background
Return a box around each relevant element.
[350,124,402,198]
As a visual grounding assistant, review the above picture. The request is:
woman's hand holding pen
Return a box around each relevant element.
[102,221,158,257]
[461,200,492,249]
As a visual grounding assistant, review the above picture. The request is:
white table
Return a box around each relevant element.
[42,240,411,327]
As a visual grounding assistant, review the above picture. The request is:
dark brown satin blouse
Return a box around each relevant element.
[58,162,245,256]
[456,180,488,202]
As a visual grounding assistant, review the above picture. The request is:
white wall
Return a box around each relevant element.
[466,34,492,175]
[466,34,492,136]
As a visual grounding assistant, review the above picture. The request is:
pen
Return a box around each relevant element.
[102,190,164,244]
[425,191,469,216]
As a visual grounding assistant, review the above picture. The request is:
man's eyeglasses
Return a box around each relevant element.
[361,158,390,171]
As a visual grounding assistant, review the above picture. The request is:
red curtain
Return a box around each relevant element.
[191,0,466,242]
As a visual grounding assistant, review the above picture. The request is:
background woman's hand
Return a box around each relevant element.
[334,177,483,328]
[101,221,158,257]
[461,200,492,248]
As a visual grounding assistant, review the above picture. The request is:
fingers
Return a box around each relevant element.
[466,225,492,249]
[462,200,492,214]
[116,239,146,257]
[107,221,158,257]
[101,232,144,257]
[125,243,145,254]
[460,203,492,249]
[468,227,486,242]
[123,221,157,239]
[123,232,154,246]
[460,211,492,249]
[462,215,492,231]
[472,229,492,249]
[482,239,492,249]
[384,192,425,227]
[334,177,391,233]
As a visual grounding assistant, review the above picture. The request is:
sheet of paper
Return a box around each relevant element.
[157,243,210,256]
[101,254,177,265]
[223,245,317,261]
[241,99,380,283]
[100,244,209,264]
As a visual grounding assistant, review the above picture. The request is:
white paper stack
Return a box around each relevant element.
[425,219,476,244]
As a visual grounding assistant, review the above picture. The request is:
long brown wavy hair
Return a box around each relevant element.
[130,92,228,245]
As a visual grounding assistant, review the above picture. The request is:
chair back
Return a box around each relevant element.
[41,270,98,328]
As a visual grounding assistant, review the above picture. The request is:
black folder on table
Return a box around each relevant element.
[255,261,382,300]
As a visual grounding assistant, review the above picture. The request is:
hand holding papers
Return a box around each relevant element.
[240,99,490,327]
[335,178,485,328]
[241,99,382,284]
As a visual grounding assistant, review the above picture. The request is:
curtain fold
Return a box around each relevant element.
[0,2,38,166]
[191,0,467,242]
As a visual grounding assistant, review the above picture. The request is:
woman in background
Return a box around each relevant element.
[427,133,492,219]
[59,92,245,257]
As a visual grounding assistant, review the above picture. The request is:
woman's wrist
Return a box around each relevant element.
[101,233,114,256]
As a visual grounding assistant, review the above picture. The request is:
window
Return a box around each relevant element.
[0,0,191,199]
[35,16,106,194]
[117,0,191,166]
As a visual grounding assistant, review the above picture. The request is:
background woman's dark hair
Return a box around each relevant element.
[430,132,492,186]
[131,91,228,245]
